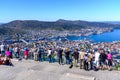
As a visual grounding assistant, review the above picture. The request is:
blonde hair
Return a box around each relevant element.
[66,48,69,52]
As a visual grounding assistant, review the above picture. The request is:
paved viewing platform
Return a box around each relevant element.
[0,59,120,80]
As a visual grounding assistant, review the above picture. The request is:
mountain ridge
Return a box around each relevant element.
[0,19,119,36]
[0,19,116,30]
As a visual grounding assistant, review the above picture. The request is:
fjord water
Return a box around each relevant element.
[67,29,120,42]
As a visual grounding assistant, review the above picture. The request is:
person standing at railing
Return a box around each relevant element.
[107,51,113,71]
[47,48,51,63]
[0,43,6,57]
[65,48,70,64]
[9,45,13,59]
[79,49,85,69]
[57,48,63,65]
[5,48,11,58]
[99,49,107,70]
[94,49,100,70]
[33,47,38,61]
[37,47,42,61]
[24,47,29,60]
[14,46,20,59]
[72,49,79,67]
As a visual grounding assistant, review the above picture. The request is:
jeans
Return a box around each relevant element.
[15,52,19,58]
[48,55,52,63]
[65,56,70,64]
[84,61,89,70]
[1,51,5,57]
[58,57,63,65]
[90,61,93,70]
[38,53,42,61]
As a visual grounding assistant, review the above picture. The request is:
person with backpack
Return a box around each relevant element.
[88,51,94,70]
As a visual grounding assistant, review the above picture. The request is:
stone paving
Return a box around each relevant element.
[0,59,120,80]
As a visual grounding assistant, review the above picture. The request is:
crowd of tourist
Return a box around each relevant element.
[0,40,119,71]
[0,43,13,66]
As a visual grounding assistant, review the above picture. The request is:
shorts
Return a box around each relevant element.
[108,60,112,66]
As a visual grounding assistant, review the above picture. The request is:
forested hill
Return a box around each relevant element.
[0,19,117,31]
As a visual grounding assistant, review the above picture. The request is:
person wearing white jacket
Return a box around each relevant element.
[48,48,52,63]
[94,50,100,69]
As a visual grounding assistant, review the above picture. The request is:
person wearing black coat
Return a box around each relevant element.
[99,49,107,70]
[72,49,79,67]
[57,48,63,65]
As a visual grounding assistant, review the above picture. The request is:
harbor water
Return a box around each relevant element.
[67,29,120,42]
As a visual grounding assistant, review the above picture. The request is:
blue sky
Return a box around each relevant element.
[0,0,120,22]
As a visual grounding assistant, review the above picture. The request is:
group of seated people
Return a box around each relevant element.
[0,54,13,66]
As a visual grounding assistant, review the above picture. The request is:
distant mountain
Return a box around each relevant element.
[103,21,120,25]
[0,19,119,35]
[56,19,115,28]
[0,19,116,29]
